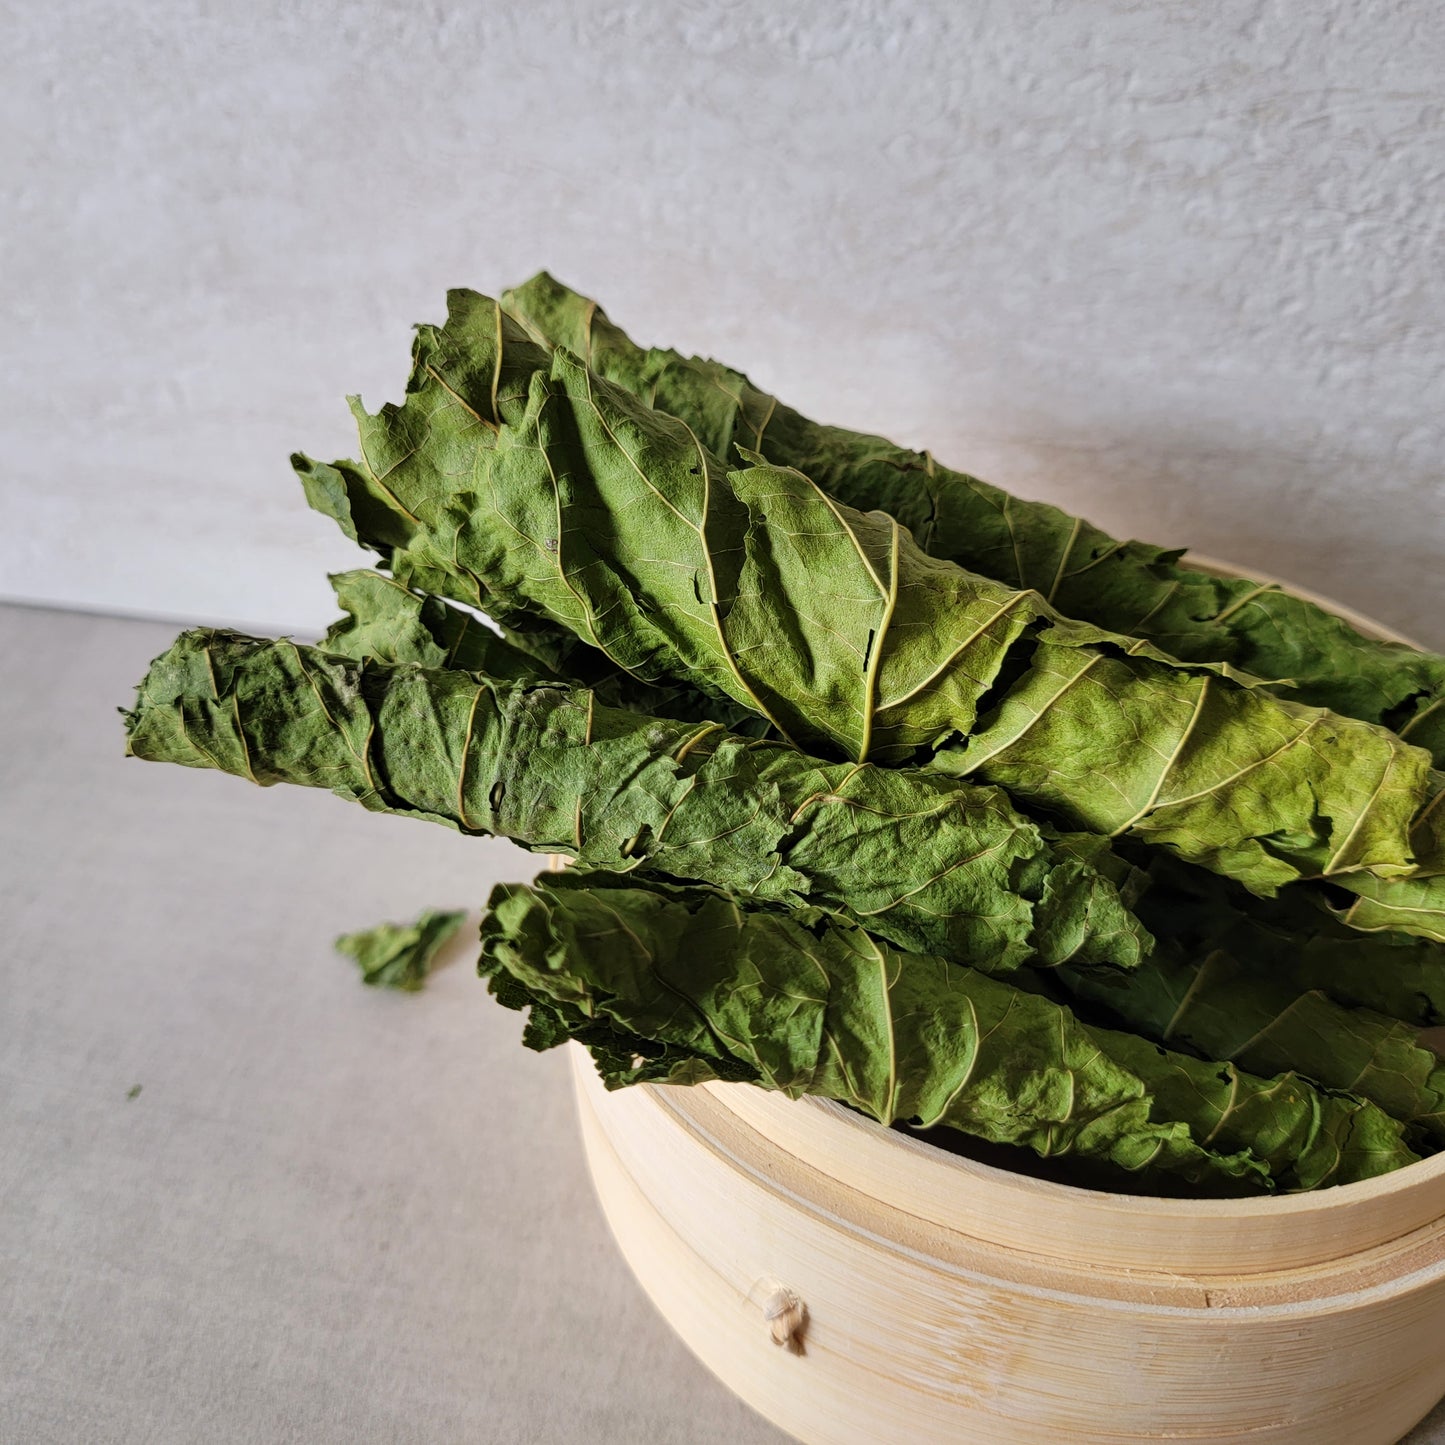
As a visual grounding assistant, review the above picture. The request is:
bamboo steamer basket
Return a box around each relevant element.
[567,559,1445,1444]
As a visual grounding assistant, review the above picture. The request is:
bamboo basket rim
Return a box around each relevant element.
[583,1049,1445,1305]
[722,1084,1445,1227]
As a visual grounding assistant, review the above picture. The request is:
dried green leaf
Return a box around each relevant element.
[335,908,467,991]
[293,289,1445,937]
[325,570,542,680]
[480,868,1419,1192]
[321,568,1445,1074]
[503,271,1445,768]
[124,629,1152,977]
[324,568,763,731]
[1104,845,1445,1028]
[1059,952,1445,1145]
[1037,838,1445,1136]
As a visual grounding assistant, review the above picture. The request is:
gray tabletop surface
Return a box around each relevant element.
[1,602,1441,1444]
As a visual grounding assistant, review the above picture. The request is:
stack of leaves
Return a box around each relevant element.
[123,276,1445,1195]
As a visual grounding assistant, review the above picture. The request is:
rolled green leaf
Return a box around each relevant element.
[1105,845,1445,1029]
[331,566,1445,1023]
[502,271,1445,768]
[1268,923,1445,1027]
[124,629,1153,977]
[335,908,466,991]
[479,868,1420,1192]
[1043,838,1445,1133]
[326,568,1445,1069]
[1057,954,1445,1145]
[324,568,763,732]
[292,289,1445,937]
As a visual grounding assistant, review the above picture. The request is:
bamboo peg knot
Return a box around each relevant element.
[763,1287,807,1355]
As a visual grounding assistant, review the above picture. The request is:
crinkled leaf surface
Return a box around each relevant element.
[325,568,764,732]
[1049,839,1445,1129]
[1105,844,1445,1028]
[325,570,544,681]
[503,271,1445,768]
[292,288,1445,936]
[124,629,1151,976]
[319,568,1445,1097]
[480,869,1418,1191]
[1058,950,1445,1145]
[335,908,466,991]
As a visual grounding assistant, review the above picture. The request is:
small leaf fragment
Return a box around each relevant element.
[335,908,468,991]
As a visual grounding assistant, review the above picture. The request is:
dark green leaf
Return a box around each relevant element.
[1059,953,1445,1145]
[124,629,1154,978]
[480,868,1420,1192]
[503,271,1445,768]
[335,908,467,991]
[1108,845,1445,1028]
[294,289,1445,937]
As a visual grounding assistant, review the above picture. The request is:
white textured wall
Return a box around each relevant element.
[4,0,1442,643]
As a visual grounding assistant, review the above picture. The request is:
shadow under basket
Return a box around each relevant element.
[567,559,1445,1444]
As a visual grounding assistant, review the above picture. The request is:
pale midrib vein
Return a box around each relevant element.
[1134,715,1323,819]
[822,1030,871,1115]
[751,393,779,452]
[455,684,485,829]
[857,516,901,764]
[356,446,425,526]
[1340,886,1445,924]
[175,698,231,778]
[1128,579,1183,635]
[447,612,476,669]
[1225,993,1313,1068]
[673,412,797,744]
[649,774,702,845]
[1059,538,1124,585]
[581,300,597,366]
[290,643,377,795]
[1399,697,1444,741]
[704,372,748,444]
[1211,580,1283,626]
[1001,496,1027,589]
[490,302,504,421]
[424,354,489,432]
[1322,752,1400,875]
[671,721,724,762]
[927,994,983,1124]
[524,395,655,691]
[852,836,1014,915]
[794,463,890,598]
[881,590,1033,714]
[869,933,898,1121]
[956,650,1106,778]
[1160,950,1224,1043]
[591,897,654,968]
[1202,1068,1242,1147]
[1046,517,1082,605]
[1109,676,1212,837]
[502,300,549,348]
[232,691,259,786]
[578,376,696,530]
[287,642,338,729]
[1412,783,1445,831]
